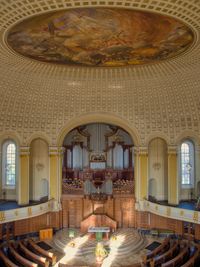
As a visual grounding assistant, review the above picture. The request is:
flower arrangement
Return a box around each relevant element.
[111,235,117,241]
[69,241,75,247]
[95,242,108,262]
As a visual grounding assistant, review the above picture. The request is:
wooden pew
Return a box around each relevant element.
[143,237,170,264]
[0,249,19,267]
[180,248,200,267]
[18,241,49,267]
[150,242,179,267]
[28,239,56,265]
[8,244,38,267]
[161,246,189,267]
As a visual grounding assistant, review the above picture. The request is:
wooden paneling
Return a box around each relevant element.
[135,211,149,229]
[62,200,69,228]
[14,218,29,236]
[62,195,135,229]
[104,197,114,218]
[114,196,135,228]
[114,197,122,227]
[0,224,2,240]
[62,198,84,228]
[194,224,200,240]
[13,212,60,236]
[83,197,93,218]
[49,212,60,229]
[150,214,184,234]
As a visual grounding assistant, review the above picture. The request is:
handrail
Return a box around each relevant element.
[0,199,58,224]
[139,200,200,224]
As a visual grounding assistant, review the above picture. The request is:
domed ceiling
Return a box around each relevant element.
[7,8,193,67]
[0,0,200,146]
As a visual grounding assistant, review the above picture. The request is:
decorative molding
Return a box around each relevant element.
[0,199,58,224]
[49,146,64,156]
[138,147,148,156]
[140,200,200,225]
[168,146,178,155]
[19,146,30,156]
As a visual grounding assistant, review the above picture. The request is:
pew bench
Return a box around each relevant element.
[150,242,179,267]
[28,239,57,265]
[143,237,170,264]
[0,249,19,267]
[8,244,38,267]
[161,247,189,267]
[18,241,49,267]
[180,248,200,267]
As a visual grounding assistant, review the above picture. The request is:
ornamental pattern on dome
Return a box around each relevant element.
[7,8,194,67]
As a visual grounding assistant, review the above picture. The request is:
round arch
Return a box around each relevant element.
[0,131,22,146]
[27,132,51,146]
[146,132,169,147]
[57,113,141,147]
[175,131,200,146]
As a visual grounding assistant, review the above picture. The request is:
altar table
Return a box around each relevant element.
[88,226,110,240]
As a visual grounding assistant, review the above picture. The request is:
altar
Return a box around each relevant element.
[88,226,110,240]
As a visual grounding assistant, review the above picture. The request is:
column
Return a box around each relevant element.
[18,146,30,205]
[134,147,148,202]
[168,146,179,205]
[195,145,200,197]
[49,147,64,204]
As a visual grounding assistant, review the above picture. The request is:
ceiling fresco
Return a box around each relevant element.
[7,8,194,67]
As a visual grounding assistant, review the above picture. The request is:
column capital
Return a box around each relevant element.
[134,146,148,156]
[19,146,30,156]
[168,145,178,155]
[49,146,65,156]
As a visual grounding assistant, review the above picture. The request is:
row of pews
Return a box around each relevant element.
[0,239,56,267]
[143,237,200,267]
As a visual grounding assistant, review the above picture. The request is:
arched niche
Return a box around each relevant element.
[148,138,168,202]
[29,138,49,202]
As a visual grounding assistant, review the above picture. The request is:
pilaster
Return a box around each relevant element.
[168,146,179,205]
[134,146,148,202]
[49,147,64,204]
[18,146,30,205]
[195,145,200,196]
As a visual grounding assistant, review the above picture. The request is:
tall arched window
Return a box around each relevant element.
[180,140,194,187]
[2,140,17,188]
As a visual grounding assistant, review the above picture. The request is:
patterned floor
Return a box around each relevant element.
[50,228,162,267]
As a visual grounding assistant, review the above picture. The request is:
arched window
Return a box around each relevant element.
[180,140,194,187]
[2,140,17,188]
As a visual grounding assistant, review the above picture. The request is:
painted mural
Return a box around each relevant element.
[7,8,194,67]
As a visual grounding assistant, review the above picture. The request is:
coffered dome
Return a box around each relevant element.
[0,0,200,146]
